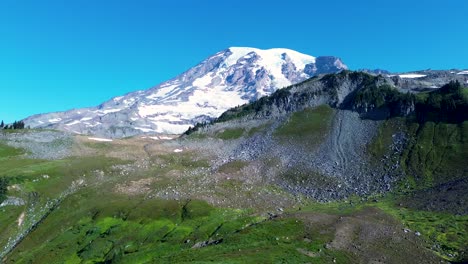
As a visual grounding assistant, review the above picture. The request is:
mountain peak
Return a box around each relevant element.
[24,47,347,137]
[225,47,316,68]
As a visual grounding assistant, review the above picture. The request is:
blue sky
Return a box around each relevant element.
[1,0,467,122]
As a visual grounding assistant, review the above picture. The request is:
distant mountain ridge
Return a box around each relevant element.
[23,47,347,138]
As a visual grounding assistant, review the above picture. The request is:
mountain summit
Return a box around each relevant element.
[24,47,347,137]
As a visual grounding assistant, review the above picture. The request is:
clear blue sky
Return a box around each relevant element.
[1,0,467,123]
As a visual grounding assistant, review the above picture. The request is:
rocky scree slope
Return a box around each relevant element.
[23,47,347,138]
[185,71,468,202]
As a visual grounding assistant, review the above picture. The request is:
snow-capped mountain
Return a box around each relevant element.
[24,47,348,137]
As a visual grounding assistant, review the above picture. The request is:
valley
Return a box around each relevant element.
[1,71,467,263]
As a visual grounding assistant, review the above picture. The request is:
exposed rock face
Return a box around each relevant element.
[0,197,26,207]
[307,56,348,76]
[23,47,348,138]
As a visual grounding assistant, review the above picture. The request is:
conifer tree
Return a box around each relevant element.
[0,177,8,204]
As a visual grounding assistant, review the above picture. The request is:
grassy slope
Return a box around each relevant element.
[274,105,334,146]
[1,122,462,263]
[7,192,354,264]
[367,119,468,261]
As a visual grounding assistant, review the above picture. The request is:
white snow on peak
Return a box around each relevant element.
[226,47,316,70]
[221,47,316,90]
[457,71,468,75]
[399,74,427,79]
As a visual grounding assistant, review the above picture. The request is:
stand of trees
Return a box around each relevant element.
[1,120,26,130]
[0,177,8,204]
[415,80,468,123]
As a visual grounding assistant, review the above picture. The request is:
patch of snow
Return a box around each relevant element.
[80,117,93,121]
[65,120,81,126]
[84,122,102,127]
[48,118,62,123]
[99,108,121,114]
[148,121,190,134]
[173,149,183,153]
[146,84,179,100]
[122,98,136,106]
[88,137,113,142]
[457,71,468,75]
[399,74,427,78]
[193,74,214,87]
[139,86,247,120]
[134,127,157,133]
[149,136,174,140]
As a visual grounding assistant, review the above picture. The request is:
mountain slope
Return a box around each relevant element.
[1,71,467,263]
[181,71,468,260]
[23,47,347,137]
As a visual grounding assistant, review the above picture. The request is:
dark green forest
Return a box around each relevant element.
[1,120,26,130]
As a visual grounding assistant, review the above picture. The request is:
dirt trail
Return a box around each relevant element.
[332,111,349,173]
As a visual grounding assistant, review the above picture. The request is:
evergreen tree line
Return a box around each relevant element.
[0,177,8,203]
[0,120,27,130]
[415,80,468,123]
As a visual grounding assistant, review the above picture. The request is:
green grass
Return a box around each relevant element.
[400,121,467,189]
[246,123,270,137]
[163,217,354,264]
[155,152,210,170]
[367,118,403,162]
[82,141,113,150]
[218,160,248,174]
[0,142,24,158]
[216,128,245,140]
[365,119,468,261]
[274,105,334,146]
[185,132,208,140]
[302,196,468,262]
[6,194,270,263]
[1,121,466,263]
[376,198,468,261]
[368,119,467,190]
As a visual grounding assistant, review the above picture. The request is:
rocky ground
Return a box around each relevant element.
[0,130,74,160]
